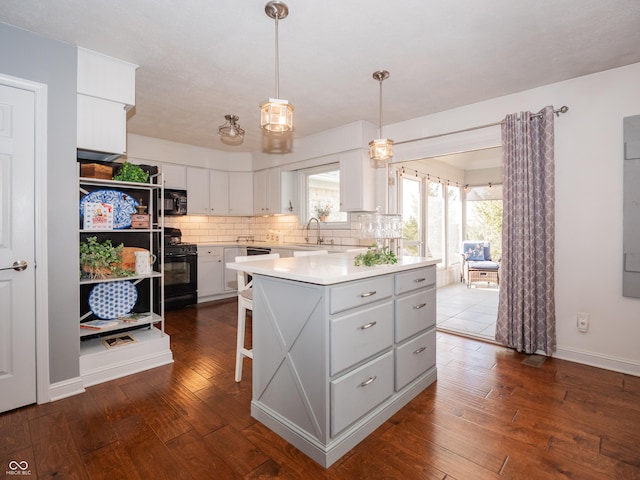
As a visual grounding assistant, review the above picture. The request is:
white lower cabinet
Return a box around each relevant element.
[251,265,437,467]
[223,246,246,290]
[395,329,436,391]
[329,301,393,376]
[197,246,224,302]
[330,351,394,436]
[198,245,243,302]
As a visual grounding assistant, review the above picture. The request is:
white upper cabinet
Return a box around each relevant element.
[186,168,251,216]
[339,150,376,212]
[253,170,269,215]
[229,172,253,216]
[77,96,127,155]
[254,167,294,215]
[281,170,298,215]
[160,163,187,190]
[77,47,138,155]
[77,47,137,105]
[186,167,211,215]
[209,170,229,215]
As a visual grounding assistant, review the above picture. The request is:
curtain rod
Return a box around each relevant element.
[394,105,569,147]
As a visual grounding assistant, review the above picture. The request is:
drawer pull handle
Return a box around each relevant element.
[414,277,426,283]
[359,376,377,388]
[360,321,377,330]
[413,346,427,355]
[360,291,377,298]
[414,302,428,310]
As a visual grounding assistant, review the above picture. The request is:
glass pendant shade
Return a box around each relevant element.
[218,114,245,146]
[260,98,293,133]
[369,70,393,165]
[369,138,393,162]
[261,2,293,133]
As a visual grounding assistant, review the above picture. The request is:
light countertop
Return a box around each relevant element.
[195,241,356,253]
[226,253,439,285]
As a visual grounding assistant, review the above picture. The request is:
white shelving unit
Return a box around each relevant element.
[78,167,173,387]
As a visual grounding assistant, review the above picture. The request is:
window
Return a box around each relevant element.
[401,176,422,256]
[300,164,347,224]
[427,180,444,263]
[465,184,503,258]
[447,184,462,267]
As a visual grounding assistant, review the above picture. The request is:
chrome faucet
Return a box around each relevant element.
[306,217,324,245]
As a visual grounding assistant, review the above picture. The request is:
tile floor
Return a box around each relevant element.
[436,281,499,342]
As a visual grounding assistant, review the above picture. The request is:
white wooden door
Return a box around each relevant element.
[0,83,37,412]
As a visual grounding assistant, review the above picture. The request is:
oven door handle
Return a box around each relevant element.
[165,254,196,258]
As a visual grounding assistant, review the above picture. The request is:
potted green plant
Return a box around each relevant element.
[80,236,131,279]
[314,203,332,222]
[353,243,398,267]
[113,161,149,183]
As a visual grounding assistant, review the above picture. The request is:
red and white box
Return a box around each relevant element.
[83,202,114,230]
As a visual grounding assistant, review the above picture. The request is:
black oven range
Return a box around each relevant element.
[163,227,197,310]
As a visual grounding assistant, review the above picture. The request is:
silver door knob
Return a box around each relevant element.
[0,260,28,272]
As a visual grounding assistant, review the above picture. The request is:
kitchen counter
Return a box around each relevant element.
[230,253,438,467]
[197,241,357,253]
[226,252,438,285]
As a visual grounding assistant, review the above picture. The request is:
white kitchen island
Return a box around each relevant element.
[227,253,439,467]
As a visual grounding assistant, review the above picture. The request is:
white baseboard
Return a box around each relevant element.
[81,349,173,388]
[554,346,640,377]
[48,377,85,402]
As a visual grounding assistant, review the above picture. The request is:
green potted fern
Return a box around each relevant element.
[113,161,149,183]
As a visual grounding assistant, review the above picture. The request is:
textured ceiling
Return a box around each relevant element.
[1,0,639,154]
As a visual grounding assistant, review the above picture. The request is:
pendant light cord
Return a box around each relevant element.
[274,14,280,98]
[378,78,383,138]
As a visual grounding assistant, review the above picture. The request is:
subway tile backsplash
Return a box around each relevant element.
[165,214,367,247]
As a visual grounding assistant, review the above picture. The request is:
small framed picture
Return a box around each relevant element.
[84,202,114,230]
[102,333,137,349]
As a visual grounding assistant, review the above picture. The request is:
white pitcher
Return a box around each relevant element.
[135,251,156,275]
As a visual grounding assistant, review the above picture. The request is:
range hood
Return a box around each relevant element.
[77,148,123,162]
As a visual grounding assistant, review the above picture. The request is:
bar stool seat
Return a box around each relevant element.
[234,253,279,382]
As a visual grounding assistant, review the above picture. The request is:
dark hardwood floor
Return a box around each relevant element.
[2,299,640,479]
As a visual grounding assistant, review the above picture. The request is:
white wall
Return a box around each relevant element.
[384,62,640,374]
[127,133,253,171]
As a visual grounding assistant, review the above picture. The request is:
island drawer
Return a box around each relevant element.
[395,328,436,391]
[330,351,394,437]
[330,301,393,375]
[395,266,436,295]
[394,287,436,342]
[330,275,393,314]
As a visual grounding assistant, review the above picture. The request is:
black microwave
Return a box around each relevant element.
[163,189,188,215]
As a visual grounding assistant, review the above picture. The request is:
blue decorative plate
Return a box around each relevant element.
[88,281,138,319]
[80,190,139,229]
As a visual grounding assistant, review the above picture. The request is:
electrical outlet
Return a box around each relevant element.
[577,312,589,332]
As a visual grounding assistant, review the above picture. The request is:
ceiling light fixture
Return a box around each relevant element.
[218,114,245,146]
[260,1,293,133]
[369,70,393,166]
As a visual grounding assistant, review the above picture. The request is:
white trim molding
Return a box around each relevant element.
[554,346,640,377]
[49,377,85,402]
[0,73,50,404]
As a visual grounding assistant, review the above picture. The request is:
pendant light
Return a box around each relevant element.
[218,114,245,146]
[369,70,393,165]
[260,1,293,133]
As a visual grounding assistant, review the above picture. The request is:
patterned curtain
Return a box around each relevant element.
[495,106,556,355]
